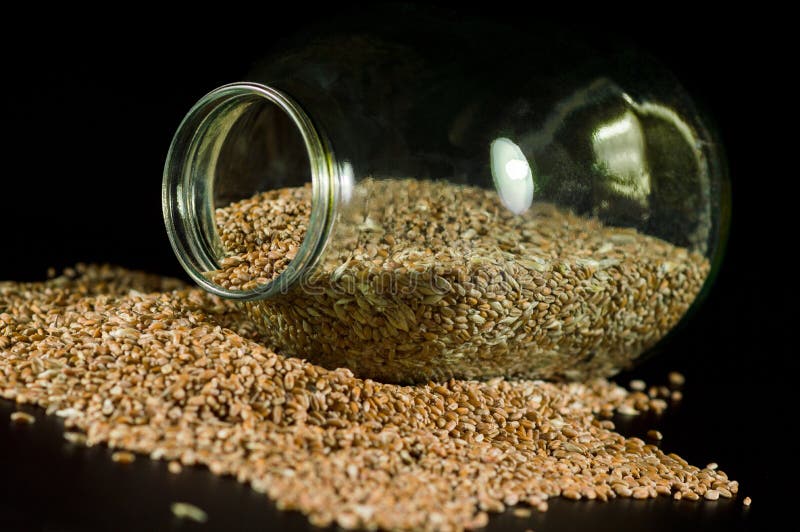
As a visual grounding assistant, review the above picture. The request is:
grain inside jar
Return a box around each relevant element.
[209,179,709,383]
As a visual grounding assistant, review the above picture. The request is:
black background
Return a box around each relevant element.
[1,4,793,531]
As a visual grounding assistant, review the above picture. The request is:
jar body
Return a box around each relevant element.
[163,11,729,382]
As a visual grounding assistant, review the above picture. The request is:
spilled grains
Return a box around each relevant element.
[171,502,208,523]
[668,371,686,388]
[211,180,710,383]
[64,431,87,445]
[0,265,736,531]
[112,451,136,464]
[629,379,647,392]
[10,411,34,425]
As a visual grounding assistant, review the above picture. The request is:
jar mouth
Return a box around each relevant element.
[163,83,334,300]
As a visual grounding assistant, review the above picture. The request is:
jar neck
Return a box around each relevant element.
[162,83,336,300]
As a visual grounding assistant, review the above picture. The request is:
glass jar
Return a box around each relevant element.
[163,10,729,383]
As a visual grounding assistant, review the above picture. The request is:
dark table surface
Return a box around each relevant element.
[1,4,792,531]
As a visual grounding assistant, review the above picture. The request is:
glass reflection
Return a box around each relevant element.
[490,137,534,215]
[592,109,651,206]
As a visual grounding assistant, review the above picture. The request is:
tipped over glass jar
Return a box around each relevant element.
[163,9,729,383]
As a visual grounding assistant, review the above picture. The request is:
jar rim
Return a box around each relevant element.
[162,82,334,300]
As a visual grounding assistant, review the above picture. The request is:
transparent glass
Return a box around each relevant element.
[163,12,729,383]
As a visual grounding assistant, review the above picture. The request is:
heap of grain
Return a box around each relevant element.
[210,179,710,383]
[1,266,737,531]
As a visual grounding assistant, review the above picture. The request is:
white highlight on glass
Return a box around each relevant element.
[338,160,355,204]
[504,159,530,181]
[490,137,534,215]
[592,110,651,203]
[594,117,635,141]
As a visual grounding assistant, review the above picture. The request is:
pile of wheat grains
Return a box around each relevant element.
[1,265,736,530]
[210,179,710,383]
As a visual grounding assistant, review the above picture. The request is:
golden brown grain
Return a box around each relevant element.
[668,371,686,388]
[10,411,34,425]
[0,265,736,531]
[211,181,710,383]
[171,502,208,523]
[646,429,663,441]
[629,379,646,392]
[111,451,136,464]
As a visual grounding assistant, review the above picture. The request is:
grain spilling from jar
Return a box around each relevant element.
[1,265,737,531]
[210,180,710,383]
